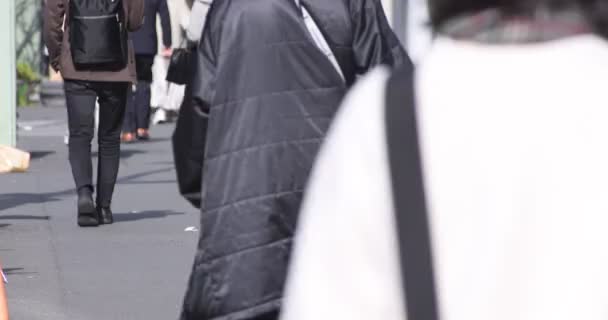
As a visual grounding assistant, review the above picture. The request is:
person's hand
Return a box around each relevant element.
[161,47,173,58]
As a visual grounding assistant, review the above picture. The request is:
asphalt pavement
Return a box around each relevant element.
[0,106,200,320]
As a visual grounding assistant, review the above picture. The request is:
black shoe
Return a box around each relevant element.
[136,129,150,141]
[136,134,150,141]
[77,188,99,227]
[98,207,114,225]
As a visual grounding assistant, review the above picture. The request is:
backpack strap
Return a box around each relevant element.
[385,67,440,320]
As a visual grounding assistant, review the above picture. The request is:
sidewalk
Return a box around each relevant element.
[0,106,199,320]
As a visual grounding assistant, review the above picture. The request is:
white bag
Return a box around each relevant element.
[0,145,30,173]
[151,55,169,108]
[164,82,185,112]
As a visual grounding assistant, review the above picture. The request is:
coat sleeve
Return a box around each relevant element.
[43,0,66,72]
[350,0,412,73]
[124,0,145,32]
[159,0,173,48]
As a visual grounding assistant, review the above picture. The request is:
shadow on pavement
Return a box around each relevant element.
[29,151,56,160]
[147,161,175,165]
[113,210,184,223]
[92,149,146,160]
[0,167,174,212]
[3,267,38,276]
[141,136,172,143]
[0,215,50,221]
[117,180,176,185]
[115,167,174,185]
[0,192,66,212]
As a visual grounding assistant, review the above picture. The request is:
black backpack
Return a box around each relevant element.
[385,67,441,320]
[69,0,127,70]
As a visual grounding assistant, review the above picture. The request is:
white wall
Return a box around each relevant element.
[0,0,16,146]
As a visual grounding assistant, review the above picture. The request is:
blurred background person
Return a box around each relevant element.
[281,0,608,319]
[122,0,173,142]
[150,0,193,125]
[44,0,145,226]
[172,0,213,209]
[176,0,411,319]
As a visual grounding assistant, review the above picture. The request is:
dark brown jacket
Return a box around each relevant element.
[43,0,145,83]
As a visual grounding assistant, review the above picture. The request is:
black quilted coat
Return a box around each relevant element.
[178,0,410,319]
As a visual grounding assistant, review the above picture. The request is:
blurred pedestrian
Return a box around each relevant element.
[122,0,173,142]
[176,0,411,319]
[281,0,608,319]
[150,0,193,125]
[172,0,213,209]
[44,0,145,226]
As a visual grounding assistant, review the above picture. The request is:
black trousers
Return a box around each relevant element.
[64,80,129,207]
[123,55,154,133]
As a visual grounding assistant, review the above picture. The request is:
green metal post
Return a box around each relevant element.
[0,0,16,147]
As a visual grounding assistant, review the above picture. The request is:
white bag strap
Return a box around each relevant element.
[294,0,345,82]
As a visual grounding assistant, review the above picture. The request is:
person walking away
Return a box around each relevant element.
[122,0,172,142]
[280,0,608,319]
[176,0,411,319]
[172,0,212,209]
[44,0,145,227]
[151,0,192,124]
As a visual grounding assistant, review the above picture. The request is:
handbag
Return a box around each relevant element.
[172,81,208,209]
[166,43,193,85]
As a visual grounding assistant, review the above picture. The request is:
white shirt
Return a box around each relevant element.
[186,0,213,42]
[295,0,345,81]
[281,34,608,320]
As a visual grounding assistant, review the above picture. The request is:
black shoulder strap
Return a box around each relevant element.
[385,67,440,320]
